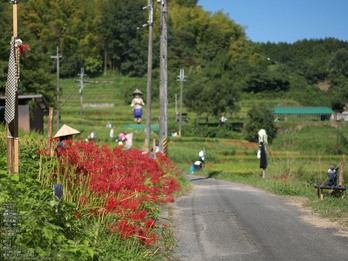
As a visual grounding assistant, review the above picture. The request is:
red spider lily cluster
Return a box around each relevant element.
[272,173,291,181]
[226,140,258,149]
[39,140,182,246]
[17,43,32,54]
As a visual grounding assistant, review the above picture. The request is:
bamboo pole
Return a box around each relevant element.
[6,82,14,173]
[153,138,156,160]
[14,94,18,173]
[12,1,19,174]
[13,3,17,37]
[47,107,54,151]
[339,155,345,187]
[262,168,266,179]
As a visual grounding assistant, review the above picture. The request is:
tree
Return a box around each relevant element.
[244,104,277,144]
[184,51,242,116]
[243,68,290,93]
[0,19,56,105]
[100,0,148,76]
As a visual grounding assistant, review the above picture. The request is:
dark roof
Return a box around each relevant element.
[272,107,334,115]
[0,94,49,111]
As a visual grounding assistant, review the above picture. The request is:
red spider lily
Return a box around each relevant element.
[40,140,182,246]
[17,43,32,54]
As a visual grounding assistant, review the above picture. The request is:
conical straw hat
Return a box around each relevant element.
[132,89,143,95]
[54,124,80,138]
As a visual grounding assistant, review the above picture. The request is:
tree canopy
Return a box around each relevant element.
[0,0,347,111]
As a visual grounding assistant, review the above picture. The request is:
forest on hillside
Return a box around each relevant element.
[0,0,348,115]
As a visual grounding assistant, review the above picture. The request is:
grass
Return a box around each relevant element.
[36,74,348,240]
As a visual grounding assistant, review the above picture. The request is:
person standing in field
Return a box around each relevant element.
[131,89,145,124]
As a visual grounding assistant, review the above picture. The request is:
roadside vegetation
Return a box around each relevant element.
[1,0,348,259]
[0,124,190,260]
[2,70,348,259]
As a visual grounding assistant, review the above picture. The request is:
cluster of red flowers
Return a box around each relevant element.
[42,140,182,246]
[272,173,291,181]
[226,140,258,149]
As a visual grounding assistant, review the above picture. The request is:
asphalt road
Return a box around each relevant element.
[171,175,348,261]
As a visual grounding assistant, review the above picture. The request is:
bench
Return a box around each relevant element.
[313,185,347,200]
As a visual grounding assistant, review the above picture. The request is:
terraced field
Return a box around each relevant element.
[46,74,348,185]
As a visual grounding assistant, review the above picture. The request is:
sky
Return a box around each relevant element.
[198,0,348,44]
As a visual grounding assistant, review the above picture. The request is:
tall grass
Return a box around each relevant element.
[168,146,220,164]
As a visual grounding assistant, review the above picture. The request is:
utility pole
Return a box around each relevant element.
[159,0,168,156]
[177,69,186,137]
[78,68,86,119]
[337,126,339,155]
[175,93,178,122]
[145,0,154,153]
[104,47,107,76]
[51,46,62,131]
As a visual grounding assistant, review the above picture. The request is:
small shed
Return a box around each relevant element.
[272,107,334,121]
[0,94,49,133]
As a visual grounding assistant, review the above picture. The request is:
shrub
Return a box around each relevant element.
[244,104,278,144]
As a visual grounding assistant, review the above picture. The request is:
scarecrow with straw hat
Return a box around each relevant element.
[54,124,80,155]
[131,89,145,123]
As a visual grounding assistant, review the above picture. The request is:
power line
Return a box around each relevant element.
[167,10,348,93]
[40,7,147,43]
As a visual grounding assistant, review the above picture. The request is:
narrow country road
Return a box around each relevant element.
[171,175,348,261]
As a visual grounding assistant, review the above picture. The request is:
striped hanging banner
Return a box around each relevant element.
[4,37,18,124]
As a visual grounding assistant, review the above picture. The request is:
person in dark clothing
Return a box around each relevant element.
[325,165,339,186]
[259,142,267,169]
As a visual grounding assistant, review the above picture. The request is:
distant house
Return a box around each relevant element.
[0,94,49,133]
[272,107,335,121]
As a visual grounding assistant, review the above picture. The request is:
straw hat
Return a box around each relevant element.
[132,89,143,95]
[54,124,80,138]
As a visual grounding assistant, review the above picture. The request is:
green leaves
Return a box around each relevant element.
[10,174,19,182]
[244,104,278,144]
[42,226,53,240]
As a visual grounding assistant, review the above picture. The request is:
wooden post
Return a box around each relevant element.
[5,82,13,173]
[47,107,54,150]
[177,69,186,137]
[337,126,339,155]
[179,78,183,137]
[14,94,18,173]
[13,3,17,37]
[320,188,324,200]
[339,154,345,187]
[145,0,153,153]
[13,2,19,174]
[203,147,205,169]
[153,138,156,160]
[6,1,19,174]
[262,168,266,179]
